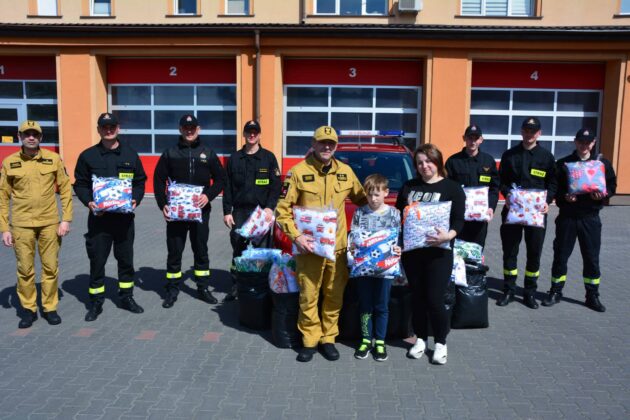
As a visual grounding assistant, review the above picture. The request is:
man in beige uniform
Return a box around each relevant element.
[276,126,367,362]
[0,120,73,328]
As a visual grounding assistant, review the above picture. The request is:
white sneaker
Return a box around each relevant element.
[432,343,447,365]
[407,338,426,359]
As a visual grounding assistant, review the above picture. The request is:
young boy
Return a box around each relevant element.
[348,174,401,362]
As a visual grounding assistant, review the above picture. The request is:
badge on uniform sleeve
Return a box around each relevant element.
[280,181,291,198]
[302,174,314,182]
[10,162,21,168]
[200,153,207,160]
[482,166,490,172]
[274,168,280,177]
[336,173,348,181]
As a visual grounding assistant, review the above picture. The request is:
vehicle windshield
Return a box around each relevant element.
[335,151,415,192]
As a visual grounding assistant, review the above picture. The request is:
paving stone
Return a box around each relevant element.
[0,198,628,419]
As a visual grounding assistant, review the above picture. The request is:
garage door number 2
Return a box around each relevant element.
[169,66,177,77]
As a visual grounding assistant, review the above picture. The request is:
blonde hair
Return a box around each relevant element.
[363,173,389,193]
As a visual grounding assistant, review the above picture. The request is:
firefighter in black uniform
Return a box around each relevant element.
[222,120,281,302]
[542,128,617,312]
[153,114,226,309]
[74,113,147,322]
[497,117,557,309]
[445,124,499,248]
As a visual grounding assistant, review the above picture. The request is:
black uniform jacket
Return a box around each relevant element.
[74,140,147,207]
[555,151,617,216]
[499,143,557,204]
[222,146,282,215]
[153,137,226,211]
[445,148,500,211]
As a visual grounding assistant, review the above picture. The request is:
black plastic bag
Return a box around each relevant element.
[271,292,301,348]
[236,271,272,330]
[451,263,489,329]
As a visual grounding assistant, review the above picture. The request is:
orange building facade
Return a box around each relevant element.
[1,0,630,194]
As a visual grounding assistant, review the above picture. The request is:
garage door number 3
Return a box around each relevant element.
[349,67,357,78]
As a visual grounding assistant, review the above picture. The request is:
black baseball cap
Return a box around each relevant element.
[464,124,483,137]
[179,114,199,127]
[97,113,119,127]
[243,120,261,133]
[575,128,596,142]
[521,117,541,131]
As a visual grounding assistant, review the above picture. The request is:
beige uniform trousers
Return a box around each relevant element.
[13,224,61,312]
[296,251,349,348]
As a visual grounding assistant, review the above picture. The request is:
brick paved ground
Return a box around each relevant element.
[0,197,628,419]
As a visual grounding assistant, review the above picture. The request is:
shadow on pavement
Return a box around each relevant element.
[136,266,168,299]
[209,268,275,346]
[61,274,119,309]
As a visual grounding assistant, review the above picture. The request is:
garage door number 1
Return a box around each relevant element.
[0,65,4,75]
[169,66,177,77]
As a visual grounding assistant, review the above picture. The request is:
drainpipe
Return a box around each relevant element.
[254,29,260,121]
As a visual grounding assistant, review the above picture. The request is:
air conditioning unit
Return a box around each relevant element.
[398,0,422,13]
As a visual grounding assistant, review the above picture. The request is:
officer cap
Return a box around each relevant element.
[19,120,42,134]
[243,120,261,133]
[464,124,482,137]
[575,128,596,142]
[521,117,541,131]
[97,113,119,127]
[179,114,199,127]
[313,126,338,143]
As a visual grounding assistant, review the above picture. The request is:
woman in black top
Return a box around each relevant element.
[395,144,465,365]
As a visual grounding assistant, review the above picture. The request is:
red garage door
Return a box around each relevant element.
[107,57,237,193]
[470,61,605,159]
[282,58,423,171]
[0,56,59,163]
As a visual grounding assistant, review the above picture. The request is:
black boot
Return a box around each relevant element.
[42,310,62,325]
[523,292,539,309]
[585,294,606,312]
[541,290,562,307]
[296,346,317,362]
[162,294,177,309]
[197,287,218,304]
[18,310,38,329]
[85,302,103,322]
[121,296,144,314]
[496,291,515,306]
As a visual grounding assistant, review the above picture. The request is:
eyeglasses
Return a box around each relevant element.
[21,131,42,138]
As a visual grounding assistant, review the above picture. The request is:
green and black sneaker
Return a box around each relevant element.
[373,340,388,362]
[354,339,372,360]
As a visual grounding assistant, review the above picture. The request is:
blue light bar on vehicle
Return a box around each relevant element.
[338,130,405,137]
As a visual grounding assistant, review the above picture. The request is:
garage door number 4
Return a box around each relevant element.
[530,71,539,81]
